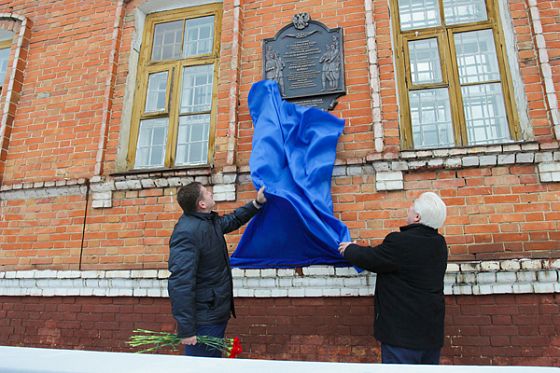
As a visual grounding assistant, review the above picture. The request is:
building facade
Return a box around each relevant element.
[0,0,559,365]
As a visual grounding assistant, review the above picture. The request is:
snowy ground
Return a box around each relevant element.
[0,346,557,373]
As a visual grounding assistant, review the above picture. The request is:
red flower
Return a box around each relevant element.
[227,337,242,358]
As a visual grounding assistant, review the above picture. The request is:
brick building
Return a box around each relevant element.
[0,0,559,366]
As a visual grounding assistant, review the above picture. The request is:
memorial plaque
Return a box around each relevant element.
[263,13,346,111]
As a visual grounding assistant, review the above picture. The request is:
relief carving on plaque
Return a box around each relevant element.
[264,46,286,93]
[319,36,341,91]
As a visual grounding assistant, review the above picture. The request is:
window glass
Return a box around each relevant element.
[176,114,210,165]
[398,0,440,31]
[0,48,10,85]
[454,30,500,84]
[409,88,454,149]
[462,83,510,145]
[180,64,214,113]
[135,118,169,168]
[444,0,487,25]
[409,38,442,84]
[184,16,215,57]
[144,71,168,113]
[151,20,183,61]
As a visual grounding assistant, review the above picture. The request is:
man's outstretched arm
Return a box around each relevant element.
[220,186,267,234]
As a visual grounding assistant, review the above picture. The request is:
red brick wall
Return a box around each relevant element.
[1,294,558,365]
[444,294,560,366]
[79,184,260,270]
[1,165,559,271]
[0,194,86,269]
[81,188,177,270]
[2,0,117,183]
[0,0,557,268]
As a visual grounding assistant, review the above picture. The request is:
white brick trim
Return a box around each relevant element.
[538,161,560,182]
[364,0,383,152]
[1,259,558,298]
[375,171,404,191]
[226,0,242,165]
[0,13,28,155]
[0,183,87,200]
[497,0,531,139]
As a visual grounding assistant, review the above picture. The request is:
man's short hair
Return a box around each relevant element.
[177,182,202,213]
[413,192,447,229]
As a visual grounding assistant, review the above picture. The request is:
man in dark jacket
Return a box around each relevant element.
[168,182,266,357]
[339,192,447,364]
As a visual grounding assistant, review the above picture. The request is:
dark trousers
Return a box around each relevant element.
[184,322,228,358]
[381,343,441,364]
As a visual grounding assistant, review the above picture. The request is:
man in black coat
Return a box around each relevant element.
[168,182,266,357]
[339,192,447,364]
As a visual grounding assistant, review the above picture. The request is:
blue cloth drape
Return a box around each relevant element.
[230,80,351,268]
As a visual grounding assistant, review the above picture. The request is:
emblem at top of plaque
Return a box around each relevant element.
[292,13,310,30]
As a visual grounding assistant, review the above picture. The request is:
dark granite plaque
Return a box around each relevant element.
[263,13,346,111]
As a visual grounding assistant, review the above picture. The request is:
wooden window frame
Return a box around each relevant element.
[128,4,222,170]
[390,0,521,150]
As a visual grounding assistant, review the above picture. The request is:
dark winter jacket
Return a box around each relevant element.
[168,202,259,338]
[344,223,448,350]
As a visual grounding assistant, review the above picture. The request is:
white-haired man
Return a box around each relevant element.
[339,192,448,364]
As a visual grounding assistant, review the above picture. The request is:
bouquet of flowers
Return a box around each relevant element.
[127,329,242,358]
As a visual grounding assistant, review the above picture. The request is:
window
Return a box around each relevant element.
[391,0,520,150]
[0,39,11,93]
[128,5,221,169]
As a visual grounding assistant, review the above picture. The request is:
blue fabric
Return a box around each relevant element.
[184,322,228,358]
[230,80,352,268]
[381,344,441,364]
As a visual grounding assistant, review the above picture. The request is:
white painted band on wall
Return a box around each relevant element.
[1,259,558,298]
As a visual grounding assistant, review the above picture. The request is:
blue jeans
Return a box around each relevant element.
[381,343,440,364]
[184,322,228,358]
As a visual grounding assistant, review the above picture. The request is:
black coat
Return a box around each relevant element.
[344,223,448,350]
[168,202,259,338]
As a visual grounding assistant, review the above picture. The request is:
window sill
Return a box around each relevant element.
[356,141,560,191]
[398,141,538,160]
[110,165,212,180]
